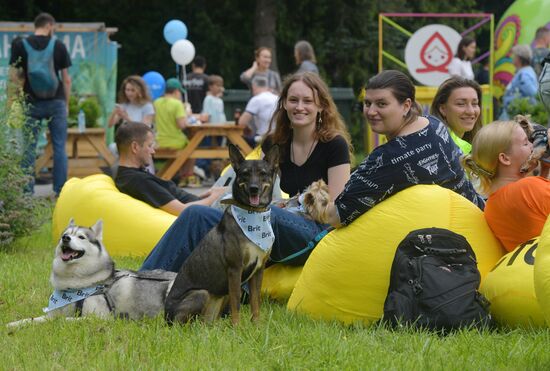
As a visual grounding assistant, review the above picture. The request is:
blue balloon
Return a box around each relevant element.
[142,71,166,100]
[163,20,188,45]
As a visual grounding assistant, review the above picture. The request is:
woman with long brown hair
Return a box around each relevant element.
[263,72,352,199]
[108,75,154,130]
[141,72,353,270]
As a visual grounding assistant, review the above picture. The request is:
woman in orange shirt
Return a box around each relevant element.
[462,120,550,251]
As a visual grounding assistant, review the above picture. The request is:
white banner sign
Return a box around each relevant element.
[405,24,461,86]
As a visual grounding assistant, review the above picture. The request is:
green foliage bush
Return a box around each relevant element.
[507,96,549,125]
[67,96,102,128]
[0,92,48,247]
[67,95,80,126]
[79,96,102,128]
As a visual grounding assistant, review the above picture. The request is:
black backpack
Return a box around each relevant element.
[383,227,492,331]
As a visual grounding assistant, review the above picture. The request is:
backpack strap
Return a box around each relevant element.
[21,36,57,53]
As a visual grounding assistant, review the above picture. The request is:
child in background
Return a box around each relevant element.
[201,75,227,124]
[197,75,227,183]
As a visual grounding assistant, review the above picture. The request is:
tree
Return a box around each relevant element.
[254,0,278,71]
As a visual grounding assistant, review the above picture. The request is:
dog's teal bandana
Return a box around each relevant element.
[231,205,274,252]
[43,285,104,313]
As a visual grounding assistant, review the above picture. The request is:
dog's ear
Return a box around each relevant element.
[264,144,280,170]
[90,219,103,240]
[228,143,244,171]
[515,114,531,128]
[67,218,75,228]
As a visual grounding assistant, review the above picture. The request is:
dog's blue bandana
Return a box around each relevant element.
[231,205,274,252]
[43,285,104,313]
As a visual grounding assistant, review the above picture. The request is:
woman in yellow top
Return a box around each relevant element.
[430,76,482,154]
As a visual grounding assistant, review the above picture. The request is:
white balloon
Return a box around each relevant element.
[170,39,195,66]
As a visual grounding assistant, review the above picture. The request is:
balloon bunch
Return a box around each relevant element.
[164,19,195,66]
[142,20,195,101]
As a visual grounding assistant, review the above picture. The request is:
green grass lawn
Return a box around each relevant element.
[2,215,550,369]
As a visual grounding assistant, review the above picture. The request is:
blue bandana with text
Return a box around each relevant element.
[43,285,104,313]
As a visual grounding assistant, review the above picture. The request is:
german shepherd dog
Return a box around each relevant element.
[7,219,176,330]
[165,143,279,325]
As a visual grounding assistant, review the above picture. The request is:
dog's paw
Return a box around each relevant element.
[302,180,331,224]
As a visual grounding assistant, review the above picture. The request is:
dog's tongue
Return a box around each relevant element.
[249,194,260,206]
[61,250,78,261]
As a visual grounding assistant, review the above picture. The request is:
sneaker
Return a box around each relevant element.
[193,165,206,180]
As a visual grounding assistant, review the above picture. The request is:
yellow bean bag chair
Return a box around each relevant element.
[480,238,544,327]
[52,174,177,257]
[287,185,505,325]
[534,215,550,326]
[262,265,302,302]
[52,173,297,300]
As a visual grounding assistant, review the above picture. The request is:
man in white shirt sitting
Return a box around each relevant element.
[238,75,279,146]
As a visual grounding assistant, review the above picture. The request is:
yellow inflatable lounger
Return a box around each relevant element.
[481,238,544,328]
[534,215,550,327]
[51,173,298,300]
[52,174,177,257]
[287,184,505,325]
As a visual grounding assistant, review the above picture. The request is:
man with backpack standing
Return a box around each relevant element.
[9,12,72,196]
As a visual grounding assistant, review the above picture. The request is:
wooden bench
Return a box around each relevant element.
[154,123,253,180]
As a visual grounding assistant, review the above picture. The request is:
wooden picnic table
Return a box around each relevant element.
[155,123,253,180]
[35,128,115,177]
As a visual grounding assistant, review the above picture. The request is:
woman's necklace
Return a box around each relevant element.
[291,138,317,166]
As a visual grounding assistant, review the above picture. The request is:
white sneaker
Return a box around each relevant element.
[193,165,206,179]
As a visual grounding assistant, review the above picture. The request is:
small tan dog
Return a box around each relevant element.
[277,179,331,224]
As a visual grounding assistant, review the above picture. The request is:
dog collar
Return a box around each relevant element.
[231,205,274,252]
[43,285,104,313]
[221,198,270,212]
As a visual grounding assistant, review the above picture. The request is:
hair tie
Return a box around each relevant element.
[465,158,494,178]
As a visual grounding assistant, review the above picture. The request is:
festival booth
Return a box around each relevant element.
[0,22,118,177]
[367,13,495,153]
[0,22,118,139]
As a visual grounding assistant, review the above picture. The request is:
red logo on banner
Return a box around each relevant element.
[416,32,453,73]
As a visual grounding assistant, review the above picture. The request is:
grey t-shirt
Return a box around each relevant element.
[121,102,155,124]
[297,60,319,74]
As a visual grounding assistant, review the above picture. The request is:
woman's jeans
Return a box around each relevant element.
[22,99,68,195]
[141,205,329,272]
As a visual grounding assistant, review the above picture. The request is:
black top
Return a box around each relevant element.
[184,72,209,113]
[335,115,485,226]
[114,166,200,208]
[10,35,72,102]
[262,135,350,197]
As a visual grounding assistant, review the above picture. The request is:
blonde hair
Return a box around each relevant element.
[461,120,518,195]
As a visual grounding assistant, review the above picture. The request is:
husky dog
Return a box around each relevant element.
[515,114,550,173]
[165,143,279,325]
[7,219,176,329]
[276,179,331,224]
